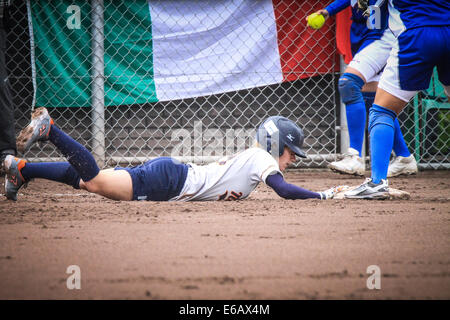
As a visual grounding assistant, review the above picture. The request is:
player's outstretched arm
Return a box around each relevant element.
[266,173,345,200]
[305,0,350,29]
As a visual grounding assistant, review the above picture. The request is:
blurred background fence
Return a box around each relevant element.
[6,0,449,169]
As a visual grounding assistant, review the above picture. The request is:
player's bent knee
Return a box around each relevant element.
[338,73,365,105]
[368,105,396,133]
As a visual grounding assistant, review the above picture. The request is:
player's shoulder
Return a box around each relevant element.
[243,147,273,158]
[244,147,279,166]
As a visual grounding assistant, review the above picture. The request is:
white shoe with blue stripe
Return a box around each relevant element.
[344,178,389,200]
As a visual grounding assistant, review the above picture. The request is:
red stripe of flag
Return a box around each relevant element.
[272,0,339,81]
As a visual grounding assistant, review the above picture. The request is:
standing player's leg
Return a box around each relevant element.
[387,117,418,177]
[368,92,400,185]
[329,31,394,176]
[328,67,367,176]
[337,29,417,178]
[364,85,418,178]
[344,90,408,200]
[346,25,450,199]
[3,107,132,201]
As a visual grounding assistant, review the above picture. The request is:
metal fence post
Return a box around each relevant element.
[91,0,105,167]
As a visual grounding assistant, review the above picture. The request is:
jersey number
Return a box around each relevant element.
[218,190,243,201]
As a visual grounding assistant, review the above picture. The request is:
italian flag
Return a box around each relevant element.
[28,0,336,107]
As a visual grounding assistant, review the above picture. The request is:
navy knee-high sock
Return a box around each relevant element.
[49,125,99,182]
[392,118,411,157]
[369,104,396,184]
[21,162,81,189]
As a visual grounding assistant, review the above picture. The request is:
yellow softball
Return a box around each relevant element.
[307,13,325,30]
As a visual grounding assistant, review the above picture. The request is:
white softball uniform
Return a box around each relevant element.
[170,147,281,201]
[348,29,395,83]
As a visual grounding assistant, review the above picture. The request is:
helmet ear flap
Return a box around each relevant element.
[270,130,281,157]
[256,128,271,153]
[256,122,281,158]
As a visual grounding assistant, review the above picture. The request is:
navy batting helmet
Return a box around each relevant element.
[256,116,307,158]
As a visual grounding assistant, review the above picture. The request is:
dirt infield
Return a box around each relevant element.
[0,170,449,300]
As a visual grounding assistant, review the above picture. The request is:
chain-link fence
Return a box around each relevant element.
[6,0,449,169]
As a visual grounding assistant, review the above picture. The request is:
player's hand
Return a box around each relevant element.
[357,0,371,17]
[357,0,369,11]
[319,185,348,200]
[305,9,329,23]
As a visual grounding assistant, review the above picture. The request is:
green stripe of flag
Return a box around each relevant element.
[30,0,157,108]
[104,1,157,106]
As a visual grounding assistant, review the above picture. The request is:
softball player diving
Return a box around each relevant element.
[310,0,417,177]
[3,108,345,202]
[345,0,450,199]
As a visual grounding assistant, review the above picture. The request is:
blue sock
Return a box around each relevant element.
[369,104,396,184]
[392,118,411,157]
[364,91,410,157]
[339,73,366,156]
[346,102,366,156]
[49,125,99,182]
[21,162,81,189]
